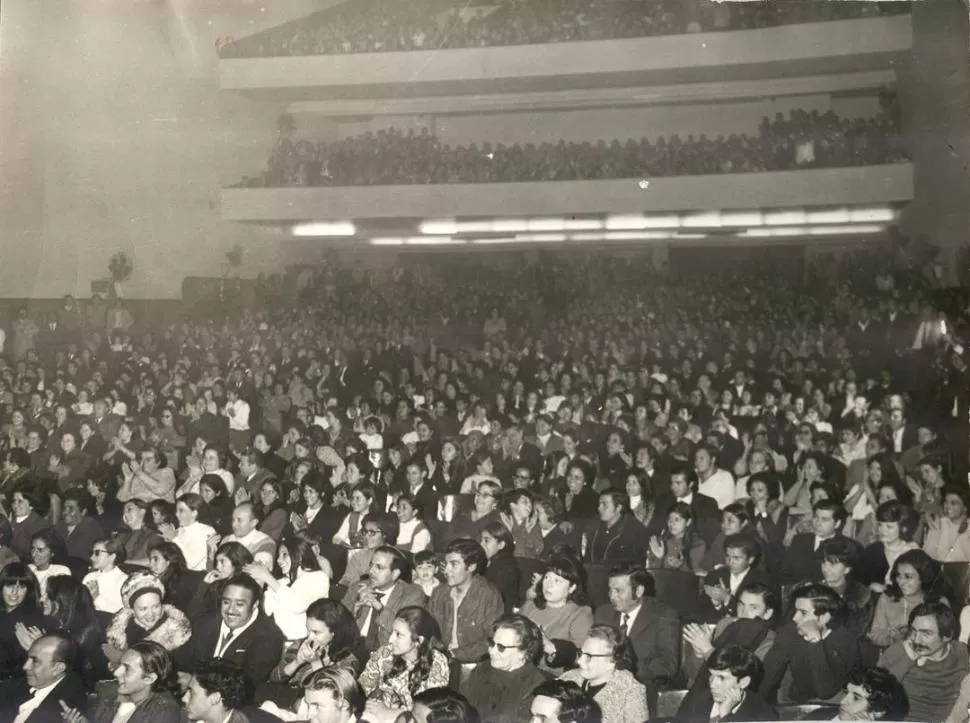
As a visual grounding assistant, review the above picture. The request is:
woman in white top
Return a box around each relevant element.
[332,483,375,547]
[27,529,72,605]
[394,495,431,553]
[165,494,216,571]
[245,537,330,641]
[82,537,129,614]
[459,402,491,437]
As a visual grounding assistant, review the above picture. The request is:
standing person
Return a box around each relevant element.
[427,539,504,664]
[11,307,39,361]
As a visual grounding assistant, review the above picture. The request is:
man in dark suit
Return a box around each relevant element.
[187,575,284,685]
[342,546,426,653]
[656,464,721,546]
[778,501,859,586]
[887,407,919,456]
[595,566,679,712]
[676,644,778,722]
[0,632,87,723]
[89,398,122,444]
[697,535,773,624]
[235,449,276,501]
[500,423,542,480]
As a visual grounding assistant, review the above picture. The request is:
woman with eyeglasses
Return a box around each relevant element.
[559,624,648,723]
[357,606,450,723]
[460,614,548,723]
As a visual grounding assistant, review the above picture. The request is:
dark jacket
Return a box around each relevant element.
[676,689,779,722]
[584,515,649,566]
[188,612,285,683]
[485,554,521,613]
[89,691,181,723]
[0,672,88,723]
[461,661,550,723]
[56,515,104,563]
[428,576,504,664]
[594,598,680,687]
[342,580,426,652]
[696,566,774,624]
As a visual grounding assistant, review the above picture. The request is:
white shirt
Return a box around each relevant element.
[728,571,747,596]
[396,518,431,553]
[14,678,61,723]
[215,609,259,658]
[224,528,275,556]
[697,468,736,510]
[83,566,129,613]
[264,570,331,641]
[174,521,217,571]
[892,426,905,454]
[360,582,397,639]
[619,602,642,635]
[225,400,250,431]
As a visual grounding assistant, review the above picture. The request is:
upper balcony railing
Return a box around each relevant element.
[219,0,907,60]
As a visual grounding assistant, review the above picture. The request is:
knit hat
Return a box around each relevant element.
[121,572,165,609]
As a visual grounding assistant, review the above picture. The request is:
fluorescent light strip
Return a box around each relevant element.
[605,214,679,230]
[291,222,356,237]
[848,207,895,223]
[513,233,567,242]
[808,224,886,235]
[764,211,807,226]
[418,220,458,235]
[720,212,764,227]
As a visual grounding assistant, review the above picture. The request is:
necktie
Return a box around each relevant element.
[620,612,629,633]
[363,591,386,649]
[217,630,234,657]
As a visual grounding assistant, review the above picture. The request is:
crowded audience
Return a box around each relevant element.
[0,240,964,723]
[219,0,906,59]
[239,108,907,188]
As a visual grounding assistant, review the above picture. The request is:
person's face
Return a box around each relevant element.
[361,522,384,550]
[91,542,114,571]
[670,475,691,499]
[132,591,163,629]
[908,614,948,657]
[176,502,197,528]
[474,487,497,515]
[277,546,292,576]
[368,551,398,590]
[30,539,52,568]
[625,475,643,500]
[221,584,256,630]
[480,531,504,560]
[792,598,828,637]
[396,499,415,524]
[529,695,564,723]
[62,500,83,527]
[200,484,217,504]
[182,677,215,722]
[215,553,234,578]
[736,591,771,620]
[148,550,169,577]
[306,617,334,649]
[260,484,279,508]
[721,512,743,536]
[350,490,369,514]
[488,625,526,672]
[23,640,63,690]
[388,618,420,659]
[565,467,586,495]
[114,649,153,698]
[709,667,747,705]
[26,432,41,450]
[919,464,942,488]
[231,509,257,538]
[667,511,688,537]
[812,508,839,538]
[123,503,145,529]
[821,557,850,586]
[443,552,473,588]
[305,687,347,723]
[895,562,922,598]
[577,635,615,683]
[2,581,27,611]
[60,434,76,455]
[203,449,220,473]
[838,682,875,721]
[415,561,436,584]
[724,547,752,576]
[694,448,713,474]
[542,570,574,605]
[877,520,901,545]
[803,458,821,482]
[607,575,642,614]
[944,493,967,521]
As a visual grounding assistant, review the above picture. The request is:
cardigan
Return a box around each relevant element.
[560,668,649,723]
[879,641,969,723]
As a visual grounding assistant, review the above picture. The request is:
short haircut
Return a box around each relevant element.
[60,488,88,510]
[303,667,365,719]
[813,499,848,528]
[530,679,602,723]
[598,488,629,515]
[792,583,845,628]
[42,631,77,670]
[875,500,920,541]
[736,581,780,619]
[723,534,761,566]
[607,566,655,598]
[491,614,543,664]
[847,667,910,720]
[909,600,960,641]
[373,545,412,583]
[221,574,263,606]
[193,659,253,711]
[96,537,128,565]
[536,494,564,524]
[444,538,488,576]
[362,512,399,543]
[669,463,698,490]
[411,687,481,723]
[707,643,763,690]
[816,536,859,571]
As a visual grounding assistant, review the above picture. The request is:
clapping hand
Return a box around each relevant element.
[59,701,89,723]
[15,622,43,651]
[648,536,665,559]
[703,580,731,605]
[683,623,715,657]
[243,562,274,586]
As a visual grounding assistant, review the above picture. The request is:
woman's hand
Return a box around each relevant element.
[683,623,714,657]
[295,637,320,664]
[159,523,176,541]
[203,570,223,584]
[15,622,44,651]
[243,562,274,586]
[206,533,222,552]
[59,701,89,723]
[648,536,665,559]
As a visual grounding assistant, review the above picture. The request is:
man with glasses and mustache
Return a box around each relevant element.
[461,614,548,723]
[877,601,968,723]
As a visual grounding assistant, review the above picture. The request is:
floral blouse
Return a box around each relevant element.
[357,644,450,710]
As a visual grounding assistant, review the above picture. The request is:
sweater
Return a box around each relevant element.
[461,662,549,723]
[878,641,969,723]
[560,668,648,723]
[759,622,864,704]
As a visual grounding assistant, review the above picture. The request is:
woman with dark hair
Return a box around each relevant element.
[500,489,543,560]
[859,500,921,591]
[43,575,110,687]
[395,494,432,554]
[0,562,44,681]
[868,548,947,649]
[198,473,233,536]
[188,541,252,618]
[534,496,579,558]
[166,493,215,571]
[559,624,648,723]
[623,469,657,530]
[358,606,450,722]
[460,614,548,723]
[256,478,289,542]
[27,528,71,602]
[480,521,520,613]
[85,475,123,534]
[560,460,598,523]
[519,556,593,671]
[815,536,875,637]
[146,541,194,611]
[263,598,362,709]
[63,640,182,723]
[924,485,970,562]
[104,572,192,667]
[9,488,50,560]
[333,481,376,547]
[292,471,341,544]
[244,536,331,641]
[119,500,163,566]
[647,502,707,572]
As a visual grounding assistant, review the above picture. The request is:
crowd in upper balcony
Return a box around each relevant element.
[237,108,908,189]
[220,0,905,59]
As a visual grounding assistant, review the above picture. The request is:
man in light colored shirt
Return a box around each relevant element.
[217,503,276,559]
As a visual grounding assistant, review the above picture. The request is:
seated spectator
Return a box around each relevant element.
[858,500,921,591]
[480,520,521,612]
[199,474,234,536]
[83,537,129,616]
[146,541,196,613]
[675,644,777,722]
[412,550,441,599]
[923,484,970,562]
[85,475,123,534]
[338,512,398,589]
[657,464,721,547]
[190,541,253,618]
[263,598,361,709]
[560,624,648,723]
[0,633,87,722]
[118,500,162,566]
[358,606,450,722]
[529,679,602,723]
[520,555,594,671]
[119,446,176,504]
[394,494,432,553]
[759,583,865,704]
[54,488,104,565]
[500,489,544,560]
[43,575,110,687]
[27,528,71,603]
[449,479,502,544]
[332,482,376,547]
[697,534,771,622]
[9,488,50,560]
[461,614,550,723]
[254,479,289,542]
[411,687,481,723]
[181,659,261,723]
[560,460,599,524]
[343,545,425,654]
[832,667,910,722]
[427,538,504,664]
[778,501,856,586]
[594,566,679,708]
[301,667,365,723]
[104,572,192,667]
[877,601,969,723]
[648,501,707,573]
[868,548,947,649]
[218,502,277,560]
[165,493,216,571]
[694,444,736,510]
[0,563,45,682]
[700,502,764,573]
[586,489,649,567]
[815,537,875,637]
[535,495,580,558]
